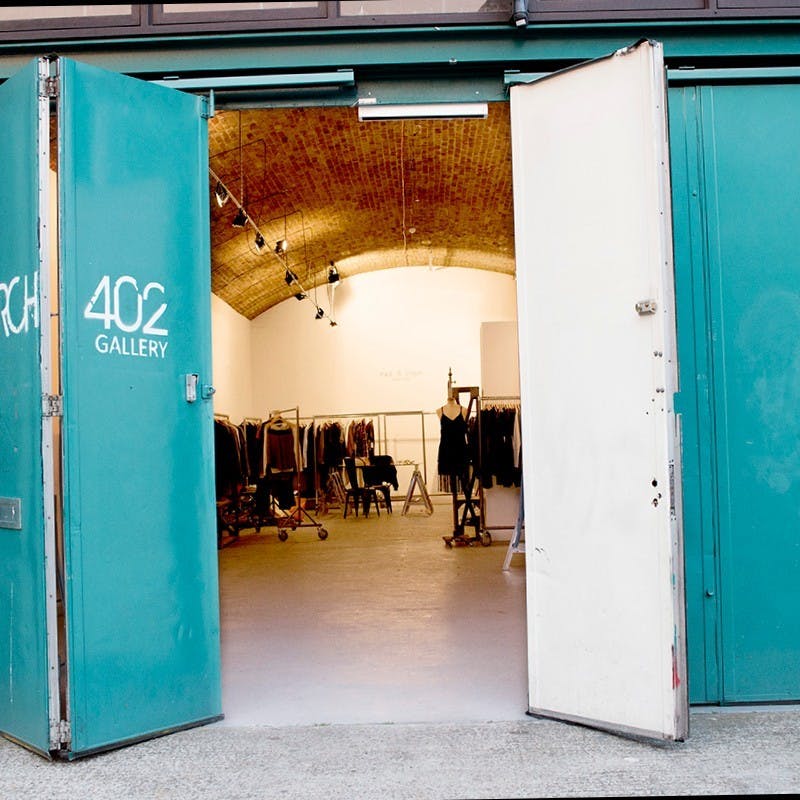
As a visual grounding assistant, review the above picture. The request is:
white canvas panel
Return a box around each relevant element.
[510,41,687,740]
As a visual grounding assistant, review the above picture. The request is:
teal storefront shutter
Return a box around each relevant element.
[701,83,800,703]
[0,59,59,757]
[671,81,800,703]
[58,58,221,756]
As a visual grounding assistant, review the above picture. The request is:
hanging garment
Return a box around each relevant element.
[240,419,263,482]
[480,406,522,488]
[214,418,247,500]
[437,411,469,477]
[259,417,298,476]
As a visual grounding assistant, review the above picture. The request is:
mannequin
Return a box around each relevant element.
[437,391,469,493]
[437,395,468,421]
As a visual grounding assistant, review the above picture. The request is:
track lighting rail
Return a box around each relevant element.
[208,166,337,325]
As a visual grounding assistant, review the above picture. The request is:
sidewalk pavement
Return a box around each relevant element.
[2,708,800,799]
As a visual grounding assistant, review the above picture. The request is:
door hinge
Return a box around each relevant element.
[200,92,215,119]
[41,76,59,99]
[58,719,71,747]
[42,394,63,417]
[50,718,71,748]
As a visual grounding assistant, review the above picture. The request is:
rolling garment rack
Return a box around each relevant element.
[478,394,522,543]
[264,405,328,541]
[213,412,256,545]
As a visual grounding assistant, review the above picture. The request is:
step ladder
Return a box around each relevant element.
[502,482,525,571]
[402,466,433,515]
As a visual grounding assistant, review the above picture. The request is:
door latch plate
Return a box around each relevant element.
[635,299,658,315]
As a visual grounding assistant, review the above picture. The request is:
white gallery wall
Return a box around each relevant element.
[210,293,253,423]
[211,266,518,488]
[249,267,518,416]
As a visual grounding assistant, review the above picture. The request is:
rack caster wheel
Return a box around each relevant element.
[278,530,289,542]
[480,532,492,547]
[318,527,328,540]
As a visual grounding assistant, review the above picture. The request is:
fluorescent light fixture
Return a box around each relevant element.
[358,103,488,122]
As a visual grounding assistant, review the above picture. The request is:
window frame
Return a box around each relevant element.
[0,5,140,38]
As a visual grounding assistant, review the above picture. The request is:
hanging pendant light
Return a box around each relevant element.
[327,261,340,285]
[254,232,266,252]
[214,182,229,207]
[232,208,247,228]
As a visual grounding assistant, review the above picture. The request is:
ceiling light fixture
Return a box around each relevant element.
[358,103,488,121]
[214,182,229,207]
[208,167,338,329]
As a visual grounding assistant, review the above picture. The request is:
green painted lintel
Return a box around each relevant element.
[506,66,800,87]
[151,69,354,91]
[667,65,800,82]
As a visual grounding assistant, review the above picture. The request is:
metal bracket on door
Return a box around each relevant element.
[635,299,658,315]
[185,374,199,403]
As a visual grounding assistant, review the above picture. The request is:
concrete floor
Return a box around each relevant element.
[3,709,800,798]
[5,503,800,796]
[218,499,528,726]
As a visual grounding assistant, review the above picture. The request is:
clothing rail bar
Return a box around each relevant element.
[480,395,520,401]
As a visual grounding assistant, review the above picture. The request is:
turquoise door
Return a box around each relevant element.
[0,59,59,757]
[58,59,221,755]
[671,82,800,703]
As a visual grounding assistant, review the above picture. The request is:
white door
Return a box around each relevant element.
[511,40,688,741]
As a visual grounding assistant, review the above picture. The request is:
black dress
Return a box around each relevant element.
[437,410,469,477]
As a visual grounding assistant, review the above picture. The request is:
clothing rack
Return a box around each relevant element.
[261,406,328,541]
[310,410,428,509]
[478,394,522,540]
[480,395,520,406]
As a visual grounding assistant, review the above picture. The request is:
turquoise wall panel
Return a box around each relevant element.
[0,60,51,754]
[672,80,800,704]
[669,85,721,704]
[699,83,800,702]
[59,59,221,755]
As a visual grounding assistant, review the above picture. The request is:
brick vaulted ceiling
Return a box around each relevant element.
[208,102,515,320]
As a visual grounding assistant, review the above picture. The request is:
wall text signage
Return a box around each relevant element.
[0,271,39,338]
[84,275,169,359]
